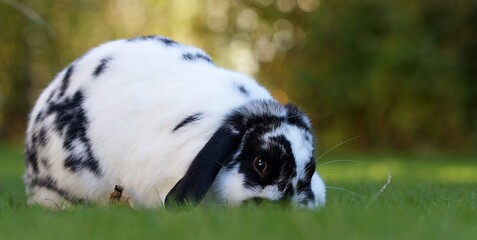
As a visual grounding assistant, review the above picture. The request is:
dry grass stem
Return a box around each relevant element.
[366,172,392,208]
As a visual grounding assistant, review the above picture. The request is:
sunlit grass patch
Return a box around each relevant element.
[318,154,477,184]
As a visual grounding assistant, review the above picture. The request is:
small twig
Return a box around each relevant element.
[109,185,132,208]
[1,0,56,37]
[109,185,124,203]
[366,172,392,208]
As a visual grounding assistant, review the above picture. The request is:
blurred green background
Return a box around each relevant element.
[1,0,476,152]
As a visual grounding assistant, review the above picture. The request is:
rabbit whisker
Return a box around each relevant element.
[316,135,361,160]
[326,186,368,199]
[317,159,361,167]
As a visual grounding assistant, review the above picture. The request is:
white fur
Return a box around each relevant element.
[26,38,273,208]
[310,172,326,207]
[213,166,256,205]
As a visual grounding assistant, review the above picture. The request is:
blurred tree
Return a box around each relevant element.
[0,0,476,151]
[0,0,31,141]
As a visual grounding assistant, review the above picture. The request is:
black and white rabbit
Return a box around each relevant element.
[24,36,326,209]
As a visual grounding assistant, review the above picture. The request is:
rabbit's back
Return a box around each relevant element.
[24,37,272,208]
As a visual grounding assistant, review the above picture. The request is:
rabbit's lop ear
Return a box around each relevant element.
[165,126,239,206]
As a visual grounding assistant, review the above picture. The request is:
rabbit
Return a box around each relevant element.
[24,36,326,209]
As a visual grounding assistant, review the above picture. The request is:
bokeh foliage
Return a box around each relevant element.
[0,0,476,151]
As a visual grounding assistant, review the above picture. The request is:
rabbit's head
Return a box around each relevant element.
[166,100,326,208]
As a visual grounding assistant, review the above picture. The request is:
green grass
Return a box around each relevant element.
[1,144,476,240]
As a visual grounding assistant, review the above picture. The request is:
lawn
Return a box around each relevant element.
[0,144,476,240]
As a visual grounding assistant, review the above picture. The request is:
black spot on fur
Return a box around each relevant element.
[304,160,316,178]
[35,111,44,123]
[35,128,48,147]
[225,100,287,134]
[47,90,102,176]
[172,113,203,132]
[41,158,51,169]
[285,104,311,131]
[58,65,74,98]
[283,183,294,197]
[182,53,213,63]
[26,127,50,173]
[296,178,314,204]
[93,57,112,77]
[296,179,306,193]
[25,146,39,173]
[237,85,249,97]
[47,89,56,103]
[64,151,101,175]
[227,112,284,136]
[47,91,85,135]
[127,35,156,41]
[127,36,178,46]
[30,175,83,204]
[296,160,316,202]
[159,37,178,46]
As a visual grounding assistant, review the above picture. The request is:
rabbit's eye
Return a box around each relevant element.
[253,157,267,176]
